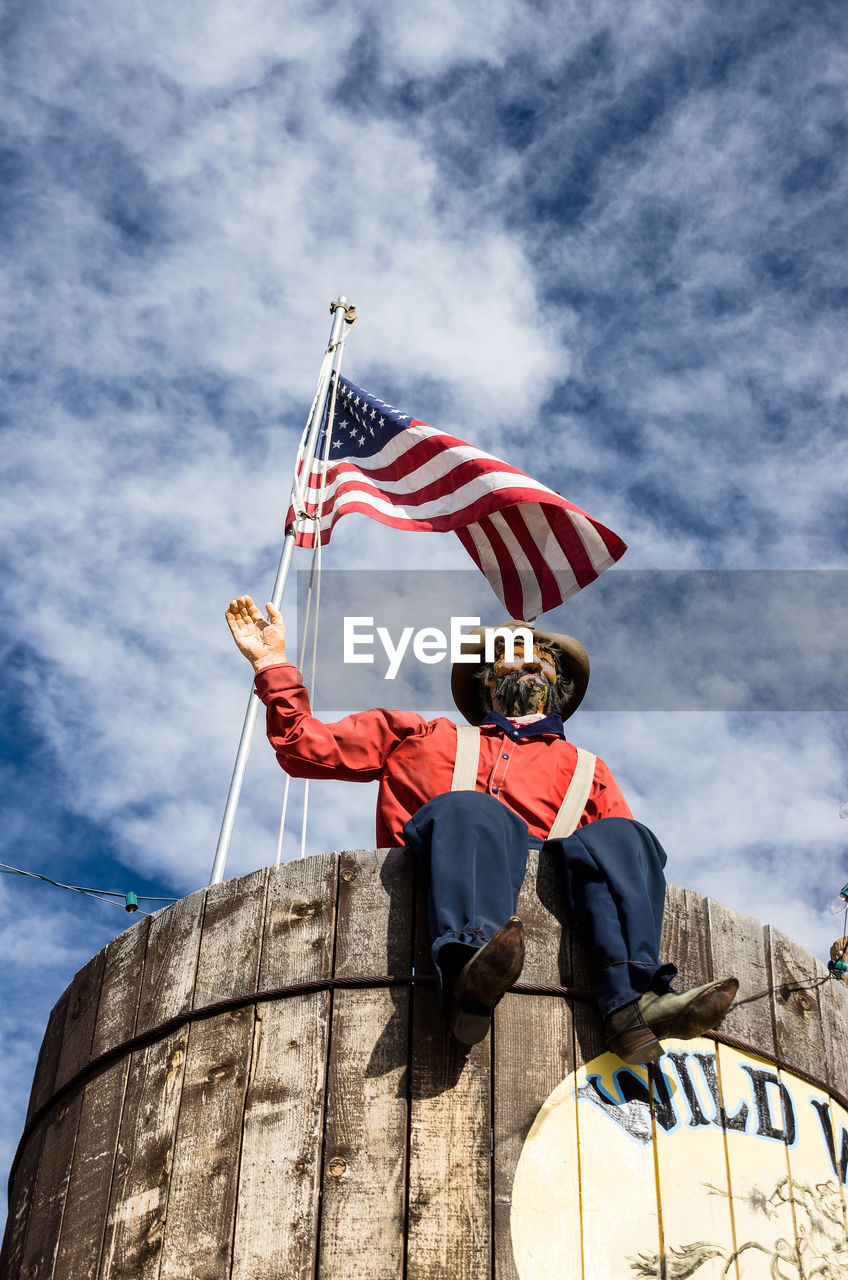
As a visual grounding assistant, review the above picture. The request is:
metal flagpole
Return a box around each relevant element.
[209,296,352,886]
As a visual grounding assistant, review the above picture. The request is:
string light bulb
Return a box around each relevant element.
[828,883,848,915]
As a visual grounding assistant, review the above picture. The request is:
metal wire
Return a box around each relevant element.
[0,862,174,915]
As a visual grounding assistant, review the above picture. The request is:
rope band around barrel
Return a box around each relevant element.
[7,972,593,1197]
[9,972,848,1202]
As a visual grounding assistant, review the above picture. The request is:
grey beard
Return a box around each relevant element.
[491,671,559,718]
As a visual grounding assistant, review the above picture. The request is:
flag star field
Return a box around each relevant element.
[2,0,848,1222]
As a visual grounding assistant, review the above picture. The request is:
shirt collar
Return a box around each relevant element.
[480,710,566,739]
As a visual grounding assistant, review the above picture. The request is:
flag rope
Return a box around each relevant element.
[276,338,347,864]
[298,360,344,858]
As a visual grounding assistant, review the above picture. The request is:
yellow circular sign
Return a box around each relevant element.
[511,1038,848,1278]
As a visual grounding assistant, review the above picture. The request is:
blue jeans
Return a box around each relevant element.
[403,791,677,1019]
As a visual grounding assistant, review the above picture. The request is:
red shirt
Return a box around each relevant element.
[255,664,633,848]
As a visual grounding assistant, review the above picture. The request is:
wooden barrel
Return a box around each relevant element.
[3,849,848,1279]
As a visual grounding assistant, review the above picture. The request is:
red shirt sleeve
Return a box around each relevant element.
[579,755,634,825]
[253,663,430,782]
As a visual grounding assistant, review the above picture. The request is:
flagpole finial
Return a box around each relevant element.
[330,297,357,327]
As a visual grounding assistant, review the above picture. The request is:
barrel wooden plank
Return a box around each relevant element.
[407,1001,491,1280]
[0,1122,49,1276]
[27,987,73,1122]
[317,847,413,1280]
[255,853,338,993]
[98,890,206,1279]
[821,971,848,1102]
[651,1042,736,1273]
[18,949,106,1278]
[781,1074,848,1267]
[192,866,268,1007]
[569,897,603,1070]
[2,973,77,1273]
[157,1008,254,1279]
[766,924,826,1082]
[705,898,775,1054]
[755,927,832,1275]
[231,994,332,1280]
[156,867,268,1278]
[824,1099,848,1239]
[661,883,710,990]
[135,887,207,1034]
[654,881,722,1260]
[650,899,773,1280]
[230,853,338,1280]
[715,1040,796,1279]
[493,849,574,1280]
[1,975,78,1273]
[55,917,151,1280]
[568,876,665,1273]
[97,1028,191,1279]
[407,864,491,1280]
[55,949,108,1089]
[19,1095,86,1279]
[653,882,730,1264]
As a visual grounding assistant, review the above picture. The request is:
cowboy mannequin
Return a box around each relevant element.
[226,595,738,1064]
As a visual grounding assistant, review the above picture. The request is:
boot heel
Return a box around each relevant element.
[606,1024,663,1064]
[448,1003,493,1045]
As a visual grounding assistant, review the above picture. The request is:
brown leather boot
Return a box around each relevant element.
[447,917,525,1045]
[604,977,739,1065]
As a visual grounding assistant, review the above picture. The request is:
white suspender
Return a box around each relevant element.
[449,726,597,839]
[547,746,597,839]
[451,724,481,791]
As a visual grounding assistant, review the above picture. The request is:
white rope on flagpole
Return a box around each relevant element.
[209,297,353,886]
[273,324,346,865]
[274,774,292,867]
[297,541,320,861]
[298,361,343,859]
[293,538,321,862]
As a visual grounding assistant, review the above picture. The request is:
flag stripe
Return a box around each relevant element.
[299,450,560,514]
[565,508,616,582]
[295,470,590,536]
[485,512,540,620]
[326,425,548,493]
[292,491,566,544]
[500,505,570,612]
[477,514,525,620]
[458,522,506,614]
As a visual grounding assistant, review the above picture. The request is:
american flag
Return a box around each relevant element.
[287,375,626,619]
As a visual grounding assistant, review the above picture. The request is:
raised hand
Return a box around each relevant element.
[226,596,288,671]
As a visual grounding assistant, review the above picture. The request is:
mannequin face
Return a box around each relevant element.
[487,639,559,717]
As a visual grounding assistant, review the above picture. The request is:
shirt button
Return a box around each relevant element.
[492,786,500,793]
[502,753,509,760]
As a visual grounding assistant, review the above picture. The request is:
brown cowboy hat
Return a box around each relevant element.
[451,620,590,725]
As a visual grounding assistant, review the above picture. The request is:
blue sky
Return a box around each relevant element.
[2,0,848,1211]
